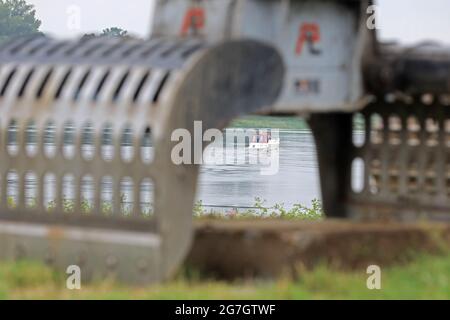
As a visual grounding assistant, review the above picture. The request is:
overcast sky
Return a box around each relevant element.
[27,0,450,44]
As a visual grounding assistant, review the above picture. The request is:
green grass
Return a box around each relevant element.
[230,115,309,130]
[1,198,447,299]
[1,252,449,299]
[194,198,323,221]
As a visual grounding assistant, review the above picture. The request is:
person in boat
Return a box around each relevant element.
[252,132,271,144]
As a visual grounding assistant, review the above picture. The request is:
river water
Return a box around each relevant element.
[197,129,321,212]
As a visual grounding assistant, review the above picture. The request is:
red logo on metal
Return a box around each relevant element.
[296,23,321,56]
[180,7,205,36]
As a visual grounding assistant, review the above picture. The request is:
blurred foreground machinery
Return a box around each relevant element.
[0,0,449,284]
[0,37,283,283]
[153,0,450,221]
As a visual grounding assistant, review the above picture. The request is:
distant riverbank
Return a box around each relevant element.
[230,114,365,131]
[230,115,310,130]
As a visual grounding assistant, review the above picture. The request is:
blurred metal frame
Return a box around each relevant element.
[0,36,283,283]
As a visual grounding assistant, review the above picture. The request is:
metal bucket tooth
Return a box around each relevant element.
[0,36,284,284]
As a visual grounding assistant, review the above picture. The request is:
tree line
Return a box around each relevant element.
[0,0,129,44]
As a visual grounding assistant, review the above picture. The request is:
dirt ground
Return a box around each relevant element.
[187,220,450,280]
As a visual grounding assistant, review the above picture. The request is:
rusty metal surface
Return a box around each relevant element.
[188,219,450,280]
[152,0,375,113]
[0,36,284,283]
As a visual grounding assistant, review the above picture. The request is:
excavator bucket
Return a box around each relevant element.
[0,36,283,283]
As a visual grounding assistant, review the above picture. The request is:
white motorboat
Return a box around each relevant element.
[249,133,280,149]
